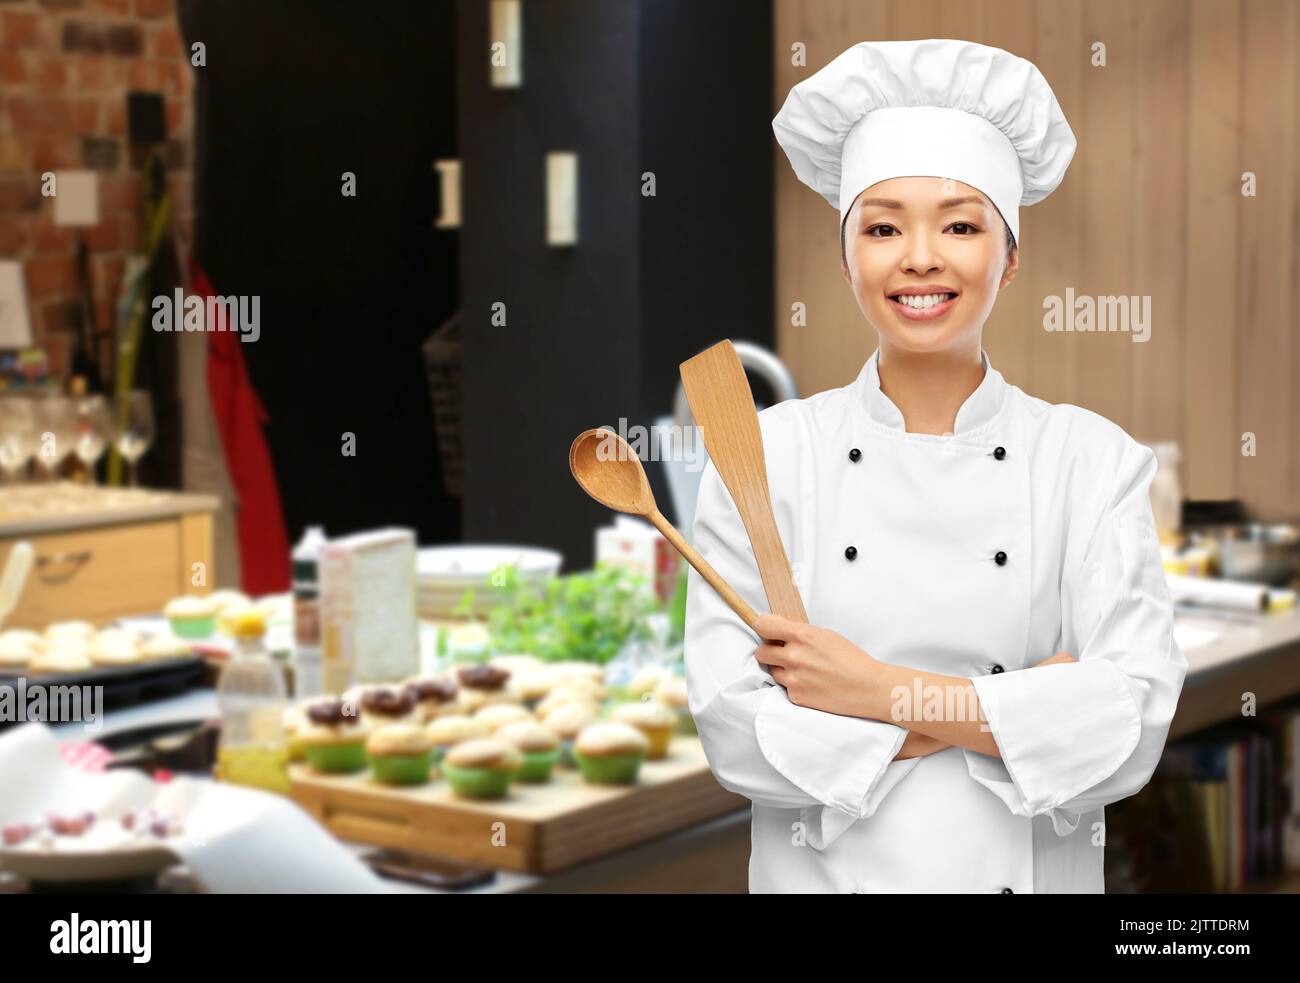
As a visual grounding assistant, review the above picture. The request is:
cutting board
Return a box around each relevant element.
[289,736,747,874]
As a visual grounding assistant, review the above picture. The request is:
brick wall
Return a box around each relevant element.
[0,0,193,382]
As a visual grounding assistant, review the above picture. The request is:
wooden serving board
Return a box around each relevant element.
[290,736,747,874]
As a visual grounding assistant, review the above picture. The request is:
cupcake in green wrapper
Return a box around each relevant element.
[426,713,492,764]
[164,595,219,639]
[611,698,678,760]
[497,720,562,782]
[367,723,435,786]
[539,701,599,768]
[300,697,370,773]
[654,674,695,734]
[572,721,649,785]
[441,737,523,799]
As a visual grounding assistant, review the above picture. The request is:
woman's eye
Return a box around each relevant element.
[864,224,898,237]
[947,222,979,235]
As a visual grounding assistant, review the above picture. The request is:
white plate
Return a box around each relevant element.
[0,842,178,883]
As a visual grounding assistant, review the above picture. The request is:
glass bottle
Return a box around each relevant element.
[215,607,291,794]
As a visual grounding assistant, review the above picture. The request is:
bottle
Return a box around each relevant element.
[215,607,291,794]
[291,526,327,699]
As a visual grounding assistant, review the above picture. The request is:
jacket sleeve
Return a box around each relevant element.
[964,438,1188,836]
[684,457,920,850]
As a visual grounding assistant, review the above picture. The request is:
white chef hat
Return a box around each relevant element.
[771,38,1076,246]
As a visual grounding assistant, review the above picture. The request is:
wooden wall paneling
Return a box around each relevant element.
[1029,0,1086,408]
[1078,0,1138,429]
[1237,0,1298,519]
[1184,0,1242,501]
[982,0,1036,389]
[1131,0,1190,451]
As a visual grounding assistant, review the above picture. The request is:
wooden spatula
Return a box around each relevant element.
[680,340,808,623]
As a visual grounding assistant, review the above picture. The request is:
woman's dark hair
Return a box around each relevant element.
[840,215,1017,267]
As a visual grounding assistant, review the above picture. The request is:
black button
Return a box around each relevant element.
[993,446,1006,460]
[844,546,857,561]
[990,664,1004,674]
[1000,887,1014,894]
[994,551,1007,566]
[848,448,861,463]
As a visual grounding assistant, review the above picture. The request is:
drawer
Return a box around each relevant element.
[0,521,186,628]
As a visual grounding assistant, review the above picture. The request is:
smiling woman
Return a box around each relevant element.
[684,38,1187,895]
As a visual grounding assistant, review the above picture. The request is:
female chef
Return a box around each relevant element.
[683,39,1187,893]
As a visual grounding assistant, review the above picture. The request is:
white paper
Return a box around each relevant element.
[52,170,99,227]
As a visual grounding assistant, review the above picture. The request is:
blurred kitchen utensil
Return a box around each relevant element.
[660,340,797,535]
[1198,523,1299,587]
[680,339,807,622]
[569,428,759,630]
[0,541,33,628]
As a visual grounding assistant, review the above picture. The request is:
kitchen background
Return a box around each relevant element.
[0,0,1296,894]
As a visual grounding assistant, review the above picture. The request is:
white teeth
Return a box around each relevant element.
[894,293,953,309]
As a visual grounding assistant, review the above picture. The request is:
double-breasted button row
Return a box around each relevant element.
[992,445,1006,460]
[990,664,1004,674]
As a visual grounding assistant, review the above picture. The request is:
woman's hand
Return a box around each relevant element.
[752,614,889,719]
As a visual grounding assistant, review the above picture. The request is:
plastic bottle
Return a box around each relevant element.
[291,526,327,699]
[215,607,291,794]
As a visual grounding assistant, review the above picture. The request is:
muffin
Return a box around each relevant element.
[358,685,418,729]
[403,676,459,722]
[610,699,678,760]
[627,665,668,698]
[510,668,560,709]
[139,635,196,661]
[473,702,533,733]
[455,663,520,712]
[540,701,600,767]
[654,674,694,734]
[29,647,93,673]
[535,685,602,721]
[164,596,219,638]
[366,723,436,786]
[488,653,546,676]
[0,629,44,650]
[496,720,561,782]
[299,697,371,773]
[441,737,523,799]
[426,714,492,762]
[572,722,650,784]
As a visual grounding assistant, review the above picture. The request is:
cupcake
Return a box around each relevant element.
[44,620,95,643]
[489,653,546,675]
[426,714,492,762]
[441,738,522,799]
[654,674,694,734]
[208,589,251,613]
[497,720,561,782]
[366,723,436,786]
[139,635,196,661]
[358,685,418,729]
[539,701,599,766]
[0,629,44,650]
[455,663,520,712]
[89,638,142,668]
[299,697,370,773]
[572,722,650,785]
[510,668,560,709]
[534,685,602,721]
[283,705,308,762]
[164,596,219,638]
[0,636,37,669]
[610,699,677,760]
[627,665,668,698]
[403,676,459,722]
[473,703,533,733]
[29,647,92,673]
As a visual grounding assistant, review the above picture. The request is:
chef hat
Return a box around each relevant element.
[771,39,1076,245]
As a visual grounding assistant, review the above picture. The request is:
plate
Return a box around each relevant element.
[0,842,178,883]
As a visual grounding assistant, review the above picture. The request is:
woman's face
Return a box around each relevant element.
[840,176,1018,356]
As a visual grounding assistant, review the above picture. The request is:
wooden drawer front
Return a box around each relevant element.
[1,521,183,628]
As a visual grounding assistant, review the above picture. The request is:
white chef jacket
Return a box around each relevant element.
[684,346,1187,893]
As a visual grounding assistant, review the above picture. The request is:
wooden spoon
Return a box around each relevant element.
[569,428,760,630]
[680,340,808,622]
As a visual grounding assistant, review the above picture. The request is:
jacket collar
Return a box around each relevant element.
[856,347,1007,435]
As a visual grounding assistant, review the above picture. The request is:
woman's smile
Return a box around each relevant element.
[886,285,960,321]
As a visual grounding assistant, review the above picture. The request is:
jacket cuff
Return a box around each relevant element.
[968,659,1142,823]
[754,683,909,824]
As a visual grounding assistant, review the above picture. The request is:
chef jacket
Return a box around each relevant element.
[683,346,1187,893]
